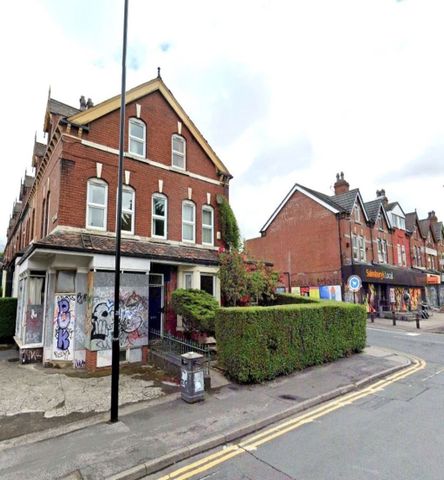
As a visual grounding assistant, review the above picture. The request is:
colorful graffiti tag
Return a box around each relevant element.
[53,295,76,361]
[90,289,148,351]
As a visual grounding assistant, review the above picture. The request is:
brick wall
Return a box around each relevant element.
[246,191,342,287]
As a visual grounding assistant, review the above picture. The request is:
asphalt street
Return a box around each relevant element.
[147,327,444,480]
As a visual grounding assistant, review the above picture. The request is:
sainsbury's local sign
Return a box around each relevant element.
[365,269,394,281]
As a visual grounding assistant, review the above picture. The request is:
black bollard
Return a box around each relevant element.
[392,311,396,326]
[371,313,375,323]
[416,313,420,329]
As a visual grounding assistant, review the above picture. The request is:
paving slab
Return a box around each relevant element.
[0,346,411,480]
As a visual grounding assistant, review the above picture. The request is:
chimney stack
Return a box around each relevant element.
[376,188,388,207]
[86,98,94,109]
[333,172,349,195]
[79,95,87,111]
[428,211,438,223]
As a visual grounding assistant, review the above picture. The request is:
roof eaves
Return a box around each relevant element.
[260,183,340,233]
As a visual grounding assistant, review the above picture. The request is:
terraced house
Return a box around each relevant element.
[246,173,444,312]
[3,74,232,370]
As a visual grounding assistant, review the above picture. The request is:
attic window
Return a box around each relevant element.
[129,118,146,157]
[354,205,360,223]
[172,134,186,170]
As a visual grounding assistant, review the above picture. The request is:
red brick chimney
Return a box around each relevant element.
[428,211,438,223]
[334,172,349,195]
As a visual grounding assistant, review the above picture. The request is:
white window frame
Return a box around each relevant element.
[401,245,407,266]
[397,244,402,266]
[202,205,214,246]
[121,186,135,234]
[128,118,146,157]
[184,272,193,290]
[86,178,108,231]
[382,239,388,263]
[358,236,366,261]
[354,205,360,223]
[171,134,186,170]
[152,194,168,239]
[182,201,196,243]
[352,235,359,261]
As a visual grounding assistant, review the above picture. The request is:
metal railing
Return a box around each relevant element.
[148,328,211,375]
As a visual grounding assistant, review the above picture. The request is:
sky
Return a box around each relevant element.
[1,0,444,248]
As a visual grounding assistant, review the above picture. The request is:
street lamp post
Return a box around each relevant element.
[110,0,129,424]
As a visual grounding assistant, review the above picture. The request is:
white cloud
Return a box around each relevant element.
[2,0,444,246]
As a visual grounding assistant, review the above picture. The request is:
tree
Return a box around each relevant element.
[247,261,279,305]
[218,250,249,306]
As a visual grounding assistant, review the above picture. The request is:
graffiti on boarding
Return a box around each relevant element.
[90,289,148,351]
[53,295,75,361]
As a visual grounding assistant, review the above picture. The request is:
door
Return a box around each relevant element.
[148,274,164,334]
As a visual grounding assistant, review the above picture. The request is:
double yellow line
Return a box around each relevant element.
[157,354,426,480]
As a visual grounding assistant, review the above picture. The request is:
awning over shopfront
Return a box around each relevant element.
[342,264,428,287]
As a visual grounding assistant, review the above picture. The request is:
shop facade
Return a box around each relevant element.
[342,264,428,314]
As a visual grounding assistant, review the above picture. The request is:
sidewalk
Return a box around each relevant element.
[367,310,444,333]
[0,346,410,480]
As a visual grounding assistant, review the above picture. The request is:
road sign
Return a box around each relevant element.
[347,275,362,292]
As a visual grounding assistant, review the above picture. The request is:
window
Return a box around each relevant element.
[377,239,383,263]
[352,235,365,261]
[152,194,167,238]
[354,205,360,223]
[377,215,384,231]
[87,179,108,230]
[200,274,215,296]
[401,245,407,266]
[397,244,402,266]
[352,235,359,261]
[392,214,406,230]
[359,236,366,261]
[172,134,186,170]
[184,272,193,290]
[202,206,214,245]
[121,187,135,233]
[182,201,195,242]
[378,239,388,263]
[129,118,146,157]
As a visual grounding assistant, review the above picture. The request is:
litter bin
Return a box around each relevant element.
[180,352,205,403]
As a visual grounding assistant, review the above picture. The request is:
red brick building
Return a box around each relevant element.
[246,173,443,312]
[3,75,232,369]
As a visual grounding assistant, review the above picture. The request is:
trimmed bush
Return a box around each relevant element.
[171,289,219,334]
[0,298,17,341]
[215,301,366,383]
[274,293,319,304]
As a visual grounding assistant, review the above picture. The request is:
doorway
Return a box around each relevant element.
[148,273,164,334]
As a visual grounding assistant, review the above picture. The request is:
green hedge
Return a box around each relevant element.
[274,293,319,304]
[215,302,366,383]
[0,298,17,340]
